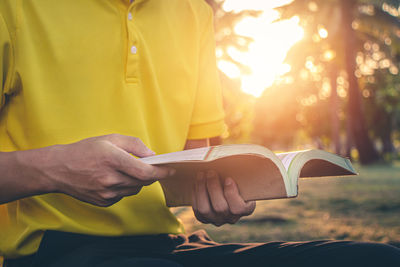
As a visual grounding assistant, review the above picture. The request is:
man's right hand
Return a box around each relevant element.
[0,134,175,207]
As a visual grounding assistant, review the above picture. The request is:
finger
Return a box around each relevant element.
[97,173,146,206]
[223,177,256,216]
[192,200,209,224]
[96,196,123,207]
[191,184,197,209]
[227,216,241,225]
[106,171,156,190]
[206,170,230,217]
[110,147,173,180]
[105,134,155,157]
[117,186,144,197]
[192,180,211,224]
[195,172,216,222]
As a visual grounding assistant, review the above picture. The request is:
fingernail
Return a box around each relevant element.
[169,168,176,176]
[148,149,156,156]
[225,178,232,186]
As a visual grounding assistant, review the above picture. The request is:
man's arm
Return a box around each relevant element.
[185,138,256,227]
[0,149,52,203]
[0,134,175,206]
[184,139,209,150]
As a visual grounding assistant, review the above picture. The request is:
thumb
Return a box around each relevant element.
[104,134,155,158]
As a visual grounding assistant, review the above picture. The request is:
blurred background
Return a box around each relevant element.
[177,0,400,247]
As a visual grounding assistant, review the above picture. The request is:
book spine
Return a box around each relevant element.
[203,146,216,160]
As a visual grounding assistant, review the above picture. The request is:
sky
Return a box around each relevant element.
[217,0,304,97]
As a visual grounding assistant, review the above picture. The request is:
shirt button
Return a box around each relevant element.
[128,12,133,20]
[131,45,137,54]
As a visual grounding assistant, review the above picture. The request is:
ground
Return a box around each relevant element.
[174,162,400,247]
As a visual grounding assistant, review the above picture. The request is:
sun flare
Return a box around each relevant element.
[219,0,304,98]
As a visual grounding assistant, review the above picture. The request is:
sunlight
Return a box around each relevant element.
[218,60,241,79]
[323,50,336,61]
[223,0,294,12]
[318,26,329,39]
[219,0,304,98]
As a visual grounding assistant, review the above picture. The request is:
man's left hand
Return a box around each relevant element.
[191,170,256,226]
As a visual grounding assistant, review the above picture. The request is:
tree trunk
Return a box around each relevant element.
[340,0,380,164]
[380,114,395,154]
[345,113,353,158]
[382,135,395,154]
[328,64,341,155]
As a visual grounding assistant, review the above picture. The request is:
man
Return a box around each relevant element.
[0,1,399,266]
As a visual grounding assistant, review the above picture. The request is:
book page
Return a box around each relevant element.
[207,144,272,160]
[276,151,306,171]
[140,147,211,165]
[292,150,357,178]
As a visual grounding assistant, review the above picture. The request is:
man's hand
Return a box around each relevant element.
[192,170,256,226]
[0,134,175,206]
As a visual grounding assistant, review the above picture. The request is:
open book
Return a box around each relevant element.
[141,144,357,207]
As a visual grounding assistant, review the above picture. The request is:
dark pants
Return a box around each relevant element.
[5,230,400,267]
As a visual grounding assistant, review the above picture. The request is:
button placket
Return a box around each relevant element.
[130,45,137,54]
[126,6,139,82]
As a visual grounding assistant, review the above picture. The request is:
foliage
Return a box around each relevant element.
[272,0,400,161]
[206,0,400,162]
[252,83,302,150]
[205,0,261,143]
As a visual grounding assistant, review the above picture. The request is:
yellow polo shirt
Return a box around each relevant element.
[0,0,225,259]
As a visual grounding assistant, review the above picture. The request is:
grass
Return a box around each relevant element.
[174,162,400,247]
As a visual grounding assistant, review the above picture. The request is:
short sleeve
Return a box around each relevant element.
[187,4,226,140]
[0,13,14,111]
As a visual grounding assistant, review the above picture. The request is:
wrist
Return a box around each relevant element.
[14,146,60,195]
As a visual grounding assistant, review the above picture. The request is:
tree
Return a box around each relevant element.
[341,0,380,163]
[205,0,261,143]
[277,0,400,163]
